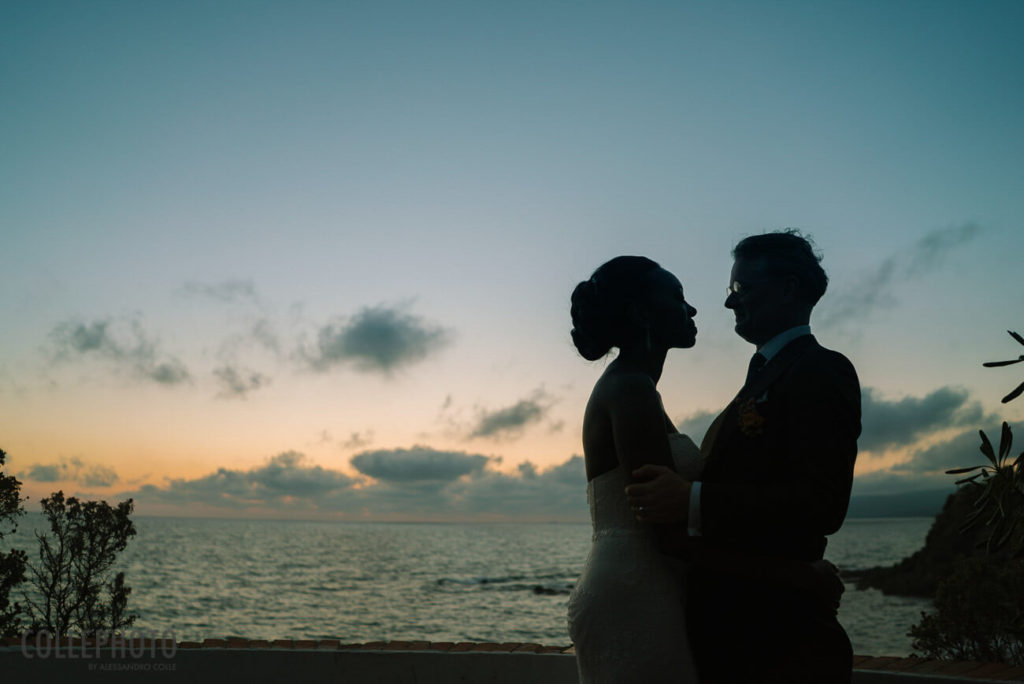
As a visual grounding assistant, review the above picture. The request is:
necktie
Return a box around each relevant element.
[745,353,766,387]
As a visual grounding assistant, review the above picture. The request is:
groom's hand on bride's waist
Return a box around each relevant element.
[625,465,691,524]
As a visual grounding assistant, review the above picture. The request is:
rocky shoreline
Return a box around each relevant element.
[848,487,983,598]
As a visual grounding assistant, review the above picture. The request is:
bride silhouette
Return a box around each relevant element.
[566,256,702,683]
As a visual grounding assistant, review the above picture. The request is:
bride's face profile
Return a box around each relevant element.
[570,257,695,363]
[643,268,697,350]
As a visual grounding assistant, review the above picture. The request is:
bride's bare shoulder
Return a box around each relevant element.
[591,368,659,406]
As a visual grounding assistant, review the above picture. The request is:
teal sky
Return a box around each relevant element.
[1,1,1022,519]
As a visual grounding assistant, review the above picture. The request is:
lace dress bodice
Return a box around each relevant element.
[587,433,704,537]
[567,434,703,683]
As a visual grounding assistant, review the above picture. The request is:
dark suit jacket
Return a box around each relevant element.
[688,334,860,682]
[700,334,861,561]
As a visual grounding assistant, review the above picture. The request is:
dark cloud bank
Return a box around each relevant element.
[674,383,995,498]
[110,378,994,518]
[125,447,585,520]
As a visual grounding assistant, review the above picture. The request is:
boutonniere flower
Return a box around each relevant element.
[737,398,766,436]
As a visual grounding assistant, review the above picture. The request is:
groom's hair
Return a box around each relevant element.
[733,229,828,306]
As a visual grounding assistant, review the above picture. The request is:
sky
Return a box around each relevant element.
[1,0,1022,521]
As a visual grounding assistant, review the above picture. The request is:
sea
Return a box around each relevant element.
[7,515,933,657]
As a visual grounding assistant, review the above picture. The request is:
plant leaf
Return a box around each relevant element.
[1000,422,1014,462]
[966,503,987,523]
[946,465,987,475]
[994,519,1017,549]
[962,504,986,528]
[975,485,994,505]
[983,358,1024,367]
[955,473,985,485]
[958,520,978,533]
[1002,380,1024,404]
[980,429,997,465]
[1009,330,1024,346]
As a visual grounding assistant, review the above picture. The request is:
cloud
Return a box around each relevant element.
[860,386,989,453]
[906,223,984,276]
[48,316,191,386]
[303,304,451,374]
[130,451,356,510]
[23,457,119,487]
[892,425,1005,475]
[347,450,585,517]
[342,431,373,449]
[218,318,282,358]
[25,464,62,482]
[818,223,983,329]
[246,319,281,354]
[469,391,552,439]
[675,409,720,447]
[673,384,991,456]
[851,470,956,497]
[0,364,29,397]
[442,455,585,517]
[213,364,271,399]
[125,449,587,519]
[350,446,490,483]
[181,279,260,306]
[852,424,1004,496]
[81,465,119,487]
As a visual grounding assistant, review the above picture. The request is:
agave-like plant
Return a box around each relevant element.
[947,422,1024,555]
[984,330,1024,403]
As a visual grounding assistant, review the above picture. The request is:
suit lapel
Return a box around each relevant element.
[737,335,816,401]
[704,335,818,471]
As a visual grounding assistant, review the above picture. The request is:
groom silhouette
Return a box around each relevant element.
[627,230,860,683]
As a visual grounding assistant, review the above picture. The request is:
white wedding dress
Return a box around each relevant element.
[567,433,704,684]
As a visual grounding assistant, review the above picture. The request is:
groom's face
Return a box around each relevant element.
[726,257,792,347]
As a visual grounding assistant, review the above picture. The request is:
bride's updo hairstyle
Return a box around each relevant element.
[570,256,662,361]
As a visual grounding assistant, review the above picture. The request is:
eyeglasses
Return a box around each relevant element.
[727,278,782,297]
[726,280,754,297]
[728,276,789,298]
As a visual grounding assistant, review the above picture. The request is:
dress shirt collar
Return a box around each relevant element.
[756,324,811,362]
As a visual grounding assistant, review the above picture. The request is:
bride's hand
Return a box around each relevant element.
[625,465,691,524]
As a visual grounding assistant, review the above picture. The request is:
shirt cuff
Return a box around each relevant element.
[687,481,702,536]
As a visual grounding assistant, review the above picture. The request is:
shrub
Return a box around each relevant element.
[21,491,137,636]
[910,557,1024,664]
[910,330,1024,664]
[0,448,28,637]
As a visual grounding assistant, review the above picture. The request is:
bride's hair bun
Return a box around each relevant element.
[570,256,661,361]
